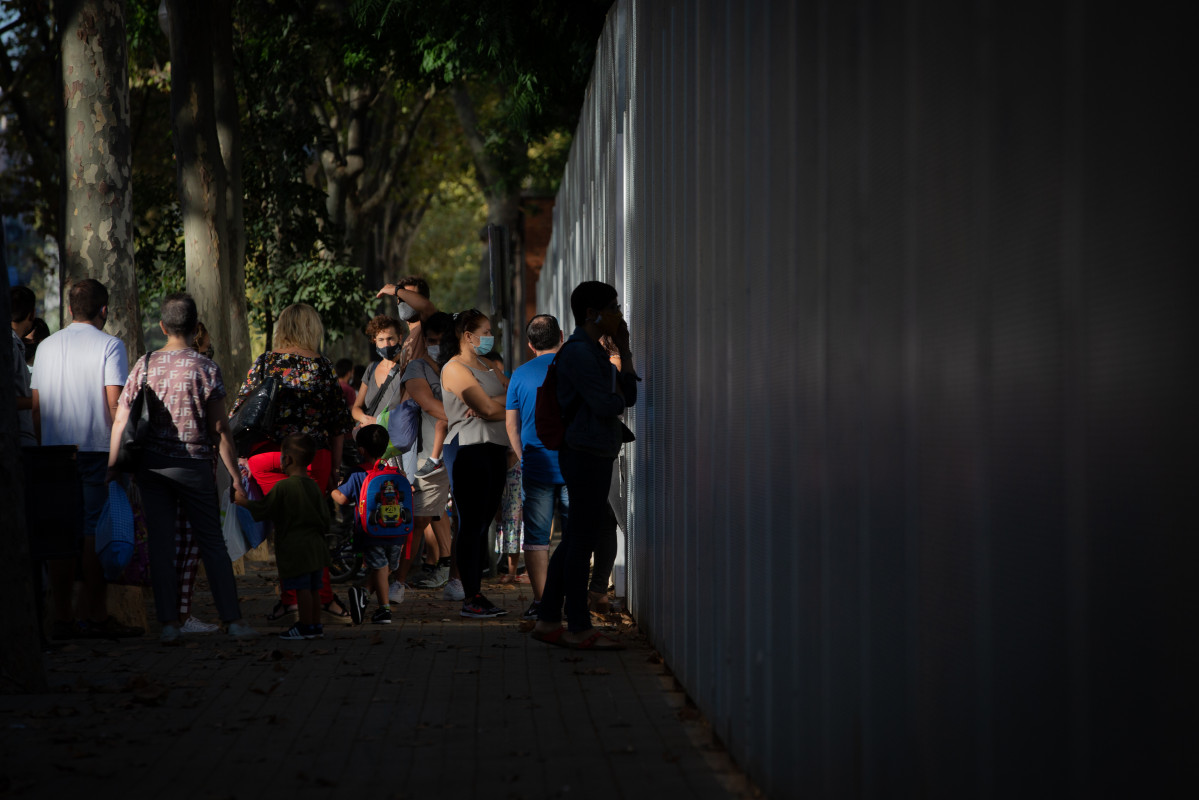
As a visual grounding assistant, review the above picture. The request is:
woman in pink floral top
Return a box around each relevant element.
[230,303,354,619]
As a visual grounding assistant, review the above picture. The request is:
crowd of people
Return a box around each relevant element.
[12,274,638,652]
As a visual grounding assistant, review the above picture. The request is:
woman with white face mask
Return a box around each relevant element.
[439,309,512,618]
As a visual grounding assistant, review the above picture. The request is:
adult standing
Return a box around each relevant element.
[230,302,353,620]
[10,285,38,445]
[31,279,141,638]
[400,311,456,591]
[531,282,638,650]
[376,276,436,369]
[504,314,568,620]
[107,293,257,642]
[440,309,511,618]
[350,315,407,430]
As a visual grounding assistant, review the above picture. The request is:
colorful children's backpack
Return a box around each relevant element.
[356,463,414,539]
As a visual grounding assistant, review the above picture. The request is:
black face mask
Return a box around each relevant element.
[376,344,400,361]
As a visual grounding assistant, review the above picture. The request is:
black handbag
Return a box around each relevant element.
[228,361,281,457]
[114,352,154,472]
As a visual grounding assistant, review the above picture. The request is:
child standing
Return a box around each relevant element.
[234,433,331,640]
[332,424,409,624]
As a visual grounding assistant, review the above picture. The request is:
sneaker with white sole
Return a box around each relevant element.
[371,607,393,624]
[304,623,324,640]
[388,582,406,604]
[279,624,307,641]
[160,623,182,644]
[442,578,466,601]
[227,621,259,638]
[460,594,507,619]
[348,585,367,625]
[522,600,541,620]
[180,617,219,634]
[413,458,444,479]
[409,563,449,589]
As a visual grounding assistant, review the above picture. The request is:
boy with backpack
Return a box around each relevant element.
[332,424,414,624]
[233,433,331,640]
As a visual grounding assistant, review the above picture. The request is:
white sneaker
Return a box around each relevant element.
[442,578,465,601]
[180,617,219,634]
[160,623,181,644]
[227,621,260,638]
[388,582,406,604]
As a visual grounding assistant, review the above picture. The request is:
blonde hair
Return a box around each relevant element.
[274,303,324,352]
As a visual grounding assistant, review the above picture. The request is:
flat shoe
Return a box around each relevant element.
[531,627,571,648]
[323,595,351,618]
[569,631,625,651]
[266,601,298,621]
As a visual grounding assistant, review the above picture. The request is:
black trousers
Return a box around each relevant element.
[450,443,508,599]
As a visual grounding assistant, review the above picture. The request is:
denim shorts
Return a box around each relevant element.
[363,542,403,571]
[521,478,568,550]
[281,569,323,591]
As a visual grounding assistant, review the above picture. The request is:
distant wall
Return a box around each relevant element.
[541,2,1196,796]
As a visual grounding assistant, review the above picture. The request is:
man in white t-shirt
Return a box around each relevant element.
[31,278,142,639]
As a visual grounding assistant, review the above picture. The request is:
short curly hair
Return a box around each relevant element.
[365,315,405,341]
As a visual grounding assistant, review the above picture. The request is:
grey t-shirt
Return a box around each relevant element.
[400,357,442,470]
[363,359,405,416]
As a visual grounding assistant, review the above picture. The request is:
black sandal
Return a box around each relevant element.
[266,601,298,621]
[322,594,351,618]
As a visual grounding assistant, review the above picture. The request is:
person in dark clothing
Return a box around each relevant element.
[531,281,638,651]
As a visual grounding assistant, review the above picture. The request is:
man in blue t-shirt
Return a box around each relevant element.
[504,314,568,621]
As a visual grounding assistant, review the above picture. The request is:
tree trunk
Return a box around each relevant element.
[166,0,233,374]
[211,0,251,382]
[59,0,142,356]
[0,225,47,693]
[449,83,525,312]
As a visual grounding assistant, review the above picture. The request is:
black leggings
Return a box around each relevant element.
[451,443,509,598]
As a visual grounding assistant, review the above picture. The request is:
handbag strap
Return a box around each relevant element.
[138,351,154,390]
[365,361,402,416]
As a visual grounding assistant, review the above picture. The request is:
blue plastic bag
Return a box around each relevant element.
[235,468,267,550]
[95,482,135,581]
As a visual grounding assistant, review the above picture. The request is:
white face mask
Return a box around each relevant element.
[426,344,441,362]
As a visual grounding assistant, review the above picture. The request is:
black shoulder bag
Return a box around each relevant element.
[229,358,282,457]
[114,351,155,472]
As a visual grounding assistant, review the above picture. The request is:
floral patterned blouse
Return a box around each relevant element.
[229,351,353,450]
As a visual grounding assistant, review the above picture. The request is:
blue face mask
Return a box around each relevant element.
[426,344,441,362]
[473,335,495,355]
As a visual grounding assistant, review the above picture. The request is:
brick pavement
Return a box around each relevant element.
[1,559,755,799]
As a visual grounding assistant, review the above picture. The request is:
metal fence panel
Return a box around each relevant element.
[539,1,1196,797]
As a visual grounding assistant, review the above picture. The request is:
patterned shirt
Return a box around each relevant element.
[230,352,354,450]
[119,349,225,459]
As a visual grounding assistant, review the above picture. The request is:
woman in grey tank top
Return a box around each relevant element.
[441,309,511,618]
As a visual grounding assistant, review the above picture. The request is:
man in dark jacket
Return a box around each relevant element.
[532,281,638,650]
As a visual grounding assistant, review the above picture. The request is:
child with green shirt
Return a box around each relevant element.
[234,433,331,640]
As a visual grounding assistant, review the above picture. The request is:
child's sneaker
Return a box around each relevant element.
[414,458,444,479]
[348,585,367,625]
[460,594,507,619]
[304,623,324,639]
[160,623,182,644]
[371,607,392,624]
[442,578,466,601]
[388,582,406,604]
[279,625,307,640]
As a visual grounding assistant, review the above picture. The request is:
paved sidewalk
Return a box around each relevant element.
[1,560,752,799]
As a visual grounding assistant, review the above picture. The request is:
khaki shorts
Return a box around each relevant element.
[411,466,449,518]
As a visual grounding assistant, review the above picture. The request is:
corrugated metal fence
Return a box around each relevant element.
[540,2,1195,796]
